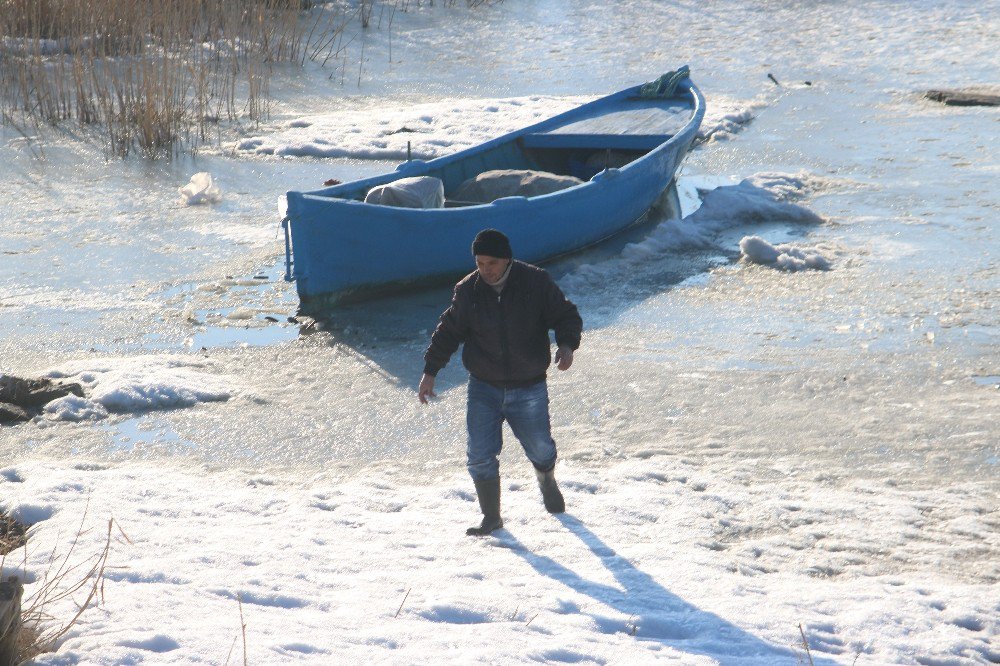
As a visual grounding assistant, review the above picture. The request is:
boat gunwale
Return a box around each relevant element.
[286,75,705,213]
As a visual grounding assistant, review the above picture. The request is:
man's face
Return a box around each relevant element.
[475,255,511,284]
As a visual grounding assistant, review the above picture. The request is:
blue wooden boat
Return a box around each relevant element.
[281,70,705,308]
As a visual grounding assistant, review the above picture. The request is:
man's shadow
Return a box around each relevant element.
[495,514,838,665]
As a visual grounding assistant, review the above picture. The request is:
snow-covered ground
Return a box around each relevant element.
[233,94,761,161]
[2,0,998,664]
[3,456,996,665]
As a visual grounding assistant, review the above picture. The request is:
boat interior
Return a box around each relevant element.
[327,96,694,207]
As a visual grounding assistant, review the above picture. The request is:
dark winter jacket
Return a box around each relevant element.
[423,261,583,387]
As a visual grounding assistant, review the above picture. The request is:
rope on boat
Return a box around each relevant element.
[280,216,294,282]
[638,66,691,99]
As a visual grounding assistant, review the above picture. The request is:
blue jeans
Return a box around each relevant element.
[466,376,558,481]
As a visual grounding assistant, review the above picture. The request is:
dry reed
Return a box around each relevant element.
[0,0,503,157]
[0,514,26,556]
[0,501,129,664]
[0,0,357,156]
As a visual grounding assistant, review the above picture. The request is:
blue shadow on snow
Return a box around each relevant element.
[496,514,837,665]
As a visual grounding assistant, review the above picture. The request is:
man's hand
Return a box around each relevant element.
[554,346,574,371]
[418,373,437,404]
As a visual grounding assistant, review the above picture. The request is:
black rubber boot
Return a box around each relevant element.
[535,467,565,514]
[466,477,503,536]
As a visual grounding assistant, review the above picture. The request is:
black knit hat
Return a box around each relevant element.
[471,229,512,259]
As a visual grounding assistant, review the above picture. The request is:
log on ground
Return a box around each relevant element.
[924,89,1000,107]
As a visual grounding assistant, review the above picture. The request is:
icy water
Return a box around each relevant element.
[1,0,997,490]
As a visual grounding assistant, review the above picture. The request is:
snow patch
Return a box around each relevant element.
[237,92,767,162]
[5,502,54,525]
[42,356,233,420]
[0,288,156,313]
[116,635,181,653]
[43,394,110,422]
[236,96,589,161]
[698,94,768,142]
[418,604,494,624]
[739,235,832,271]
[226,307,256,321]
[563,171,828,291]
[178,172,222,206]
[4,456,997,665]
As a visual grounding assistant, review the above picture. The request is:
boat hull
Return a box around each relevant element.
[283,77,705,309]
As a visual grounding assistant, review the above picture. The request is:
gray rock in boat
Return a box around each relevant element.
[452,169,584,205]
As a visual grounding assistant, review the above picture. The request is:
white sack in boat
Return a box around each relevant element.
[178,172,222,205]
[452,169,583,204]
[364,176,444,208]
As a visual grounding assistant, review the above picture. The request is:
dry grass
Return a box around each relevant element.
[0,514,27,556]
[20,518,120,658]
[0,503,128,664]
[0,512,27,665]
[0,0,357,156]
[0,0,503,157]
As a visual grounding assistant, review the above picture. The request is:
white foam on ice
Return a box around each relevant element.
[42,394,110,422]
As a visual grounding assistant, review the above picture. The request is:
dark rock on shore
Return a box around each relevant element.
[924,89,1000,107]
[0,375,85,424]
[0,403,31,424]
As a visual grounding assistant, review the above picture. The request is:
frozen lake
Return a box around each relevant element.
[0,1,997,663]
[2,0,994,483]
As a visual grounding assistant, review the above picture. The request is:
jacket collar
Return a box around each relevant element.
[475,259,522,293]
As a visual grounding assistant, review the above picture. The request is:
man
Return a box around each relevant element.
[418,229,583,536]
